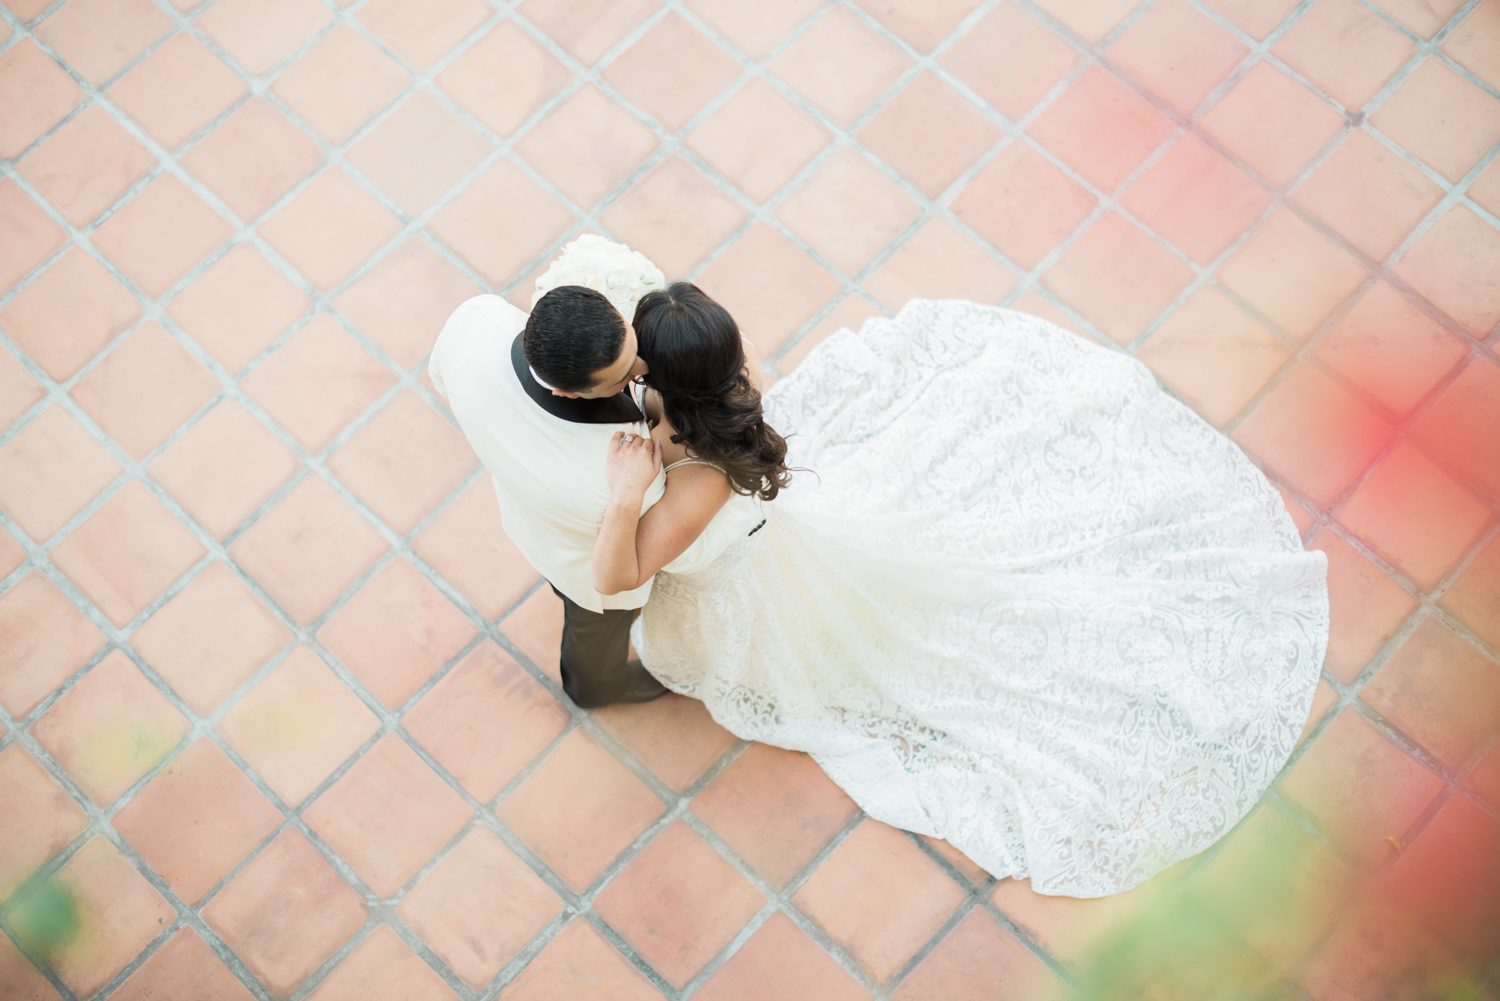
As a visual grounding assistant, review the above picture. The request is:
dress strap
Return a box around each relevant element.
[664,458,725,474]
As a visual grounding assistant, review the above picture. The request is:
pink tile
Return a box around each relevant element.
[694,222,842,356]
[1315,282,1466,418]
[515,0,659,66]
[1296,130,1445,262]
[355,0,492,73]
[306,924,457,1001]
[347,92,491,216]
[0,405,122,543]
[776,293,881,372]
[0,345,44,435]
[951,143,1096,271]
[891,908,1063,1000]
[0,178,67,296]
[435,21,573,137]
[776,147,921,276]
[850,0,983,51]
[1301,886,1475,999]
[429,159,575,286]
[1031,0,1141,44]
[693,910,870,1001]
[990,864,1185,968]
[0,572,106,717]
[0,744,90,901]
[196,0,333,76]
[105,32,248,149]
[1367,0,1466,37]
[166,244,311,373]
[494,918,665,1001]
[497,585,563,684]
[413,478,540,620]
[513,84,659,209]
[685,0,821,59]
[919,836,990,886]
[181,98,326,223]
[939,3,1080,123]
[687,78,830,205]
[110,927,256,1001]
[1272,0,1420,111]
[862,217,1017,312]
[1442,0,1500,92]
[1217,207,1369,340]
[1041,212,1194,345]
[1393,204,1500,337]
[317,556,477,708]
[1120,132,1273,264]
[90,174,234,299]
[258,169,403,293]
[1200,0,1299,38]
[1411,357,1500,503]
[334,238,481,370]
[269,23,411,144]
[1373,58,1500,183]
[217,646,380,805]
[35,0,172,85]
[15,105,157,228]
[1442,533,1500,652]
[1468,155,1500,217]
[1107,0,1249,115]
[1027,66,1175,193]
[0,247,140,381]
[0,523,26,579]
[595,693,736,793]
[602,13,741,133]
[1308,530,1420,683]
[598,154,748,278]
[1384,794,1500,964]
[0,40,85,159]
[1300,679,1341,746]
[1198,62,1344,187]
[1469,742,1500,809]
[768,6,912,128]
[856,72,1002,198]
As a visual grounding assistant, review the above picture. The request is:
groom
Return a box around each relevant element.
[428,287,669,707]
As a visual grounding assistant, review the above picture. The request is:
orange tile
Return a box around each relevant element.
[694,222,842,356]
[305,924,456,1001]
[775,293,881,372]
[694,910,869,1001]
[398,827,561,988]
[355,0,492,73]
[856,72,1001,198]
[196,0,333,76]
[776,147,921,276]
[1041,212,1193,345]
[90,174,234,299]
[0,345,44,433]
[891,908,1062,1000]
[951,143,1097,271]
[346,92,491,216]
[106,32,247,149]
[435,22,571,138]
[15,105,157,227]
[1198,62,1344,187]
[0,405,121,543]
[334,238,481,370]
[1308,530,1420,682]
[0,179,67,296]
[598,154,747,278]
[691,742,859,889]
[148,400,300,540]
[110,927,256,1001]
[30,649,189,807]
[304,733,473,897]
[919,835,991,886]
[862,217,1017,312]
[1120,132,1273,264]
[1299,679,1341,747]
[405,641,568,801]
[595,693,735,793]
[413,479,540,620]
[1217,207,1369,339]
[181,98,325,223]
[69,320,219,460]
[1442,0,1500,92]
[317,557,476,708]
[36,0,172,84]
[0,524,25,580]
[939,3,1079,123]
[0,744,89,901]
[269,24,411,143]
[202,829,368,999]
[1313,282,1467,418]
[515,0,659,66]
[769,6,912,128]
[1384,794,1500,964]
[167,244,310,373]
[989,864,1183,968]
[216,646,380,806]
[685,0,821,59]
[1272,0,1419,111]
[513,85,659,210]
[0,572,105,717]
[603,13,741,133]
[1030,0,1140,44]
[496,729,663,891]
[228,476,389,624]
[1371,57,1500,183]
[1135,286,1291,427]
[1027,66,1175,194]
[493,917,665,1001]
[1393,205,1500,337]
[240,314,396,451]
[0,247,140,381]
[1411,358,1500,504]
[429,159,575,286]
[131,561,292,714]
[1469,743,1500,809]
[1469,155,1500,217]
[0,40,85,159]
[1366,0,1466,37]
[1300,886,1475,999]
[1107,0,1248,115]
[1442,534,1500,651]
[1198,0,1298,38]
[497,585,563,684]
[849,0,982,51]
[258,169,403,293]
[688,79,828,205]
[0,927,70,1000]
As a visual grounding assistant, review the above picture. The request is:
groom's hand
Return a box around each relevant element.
[606,431,661,500]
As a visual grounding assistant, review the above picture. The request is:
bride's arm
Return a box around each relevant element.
[593,432,732,595]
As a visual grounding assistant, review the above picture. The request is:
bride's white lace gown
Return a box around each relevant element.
[633,299,1329,898]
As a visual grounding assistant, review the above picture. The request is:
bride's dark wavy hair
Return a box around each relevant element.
[632,282,792,502]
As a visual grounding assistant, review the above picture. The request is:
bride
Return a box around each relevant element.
[590,280,1329,899]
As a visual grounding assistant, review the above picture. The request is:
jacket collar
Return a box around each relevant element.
[510,333,644,425]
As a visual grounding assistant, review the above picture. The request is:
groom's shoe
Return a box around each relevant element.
[614,662,669,704]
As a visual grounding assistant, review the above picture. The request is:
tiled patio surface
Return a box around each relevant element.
[1,0,1498,997]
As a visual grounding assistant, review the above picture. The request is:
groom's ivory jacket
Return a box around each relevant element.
[429,294,665,614]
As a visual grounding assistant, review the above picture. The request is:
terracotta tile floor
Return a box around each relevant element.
[1,0,1498,998]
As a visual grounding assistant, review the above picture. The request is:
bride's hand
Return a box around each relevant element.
[606,431,661,499]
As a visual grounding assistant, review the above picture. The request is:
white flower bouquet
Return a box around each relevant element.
[531,235,666,320]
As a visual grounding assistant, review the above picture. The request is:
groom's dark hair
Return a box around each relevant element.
[524,286,627,392]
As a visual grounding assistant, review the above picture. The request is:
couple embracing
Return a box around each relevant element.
[429,236,1330,900]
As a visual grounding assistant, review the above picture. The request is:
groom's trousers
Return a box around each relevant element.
[551,585,658,708]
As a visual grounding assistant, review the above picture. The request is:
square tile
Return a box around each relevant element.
[1198,62,1345,187]
[692,910,870,1001]
[1041,212,1194,345]
[850,0,983,51]
[304,924,457,1001]
[109,927,256,1001]
[685,0,821,60]
[594,820,764,988]
[1135,286,1291,427]
[0,345,44,433]
[0,572,106,718]
[35,0,172,85]
[950,143,1096,271]
[317,557,477,708]
[355,0,492,73]
[862,217,1017,312]
[919,835,991,886]
[0,40,85,159]
[0,405,122,543]
[0,247,140,381]
[30,649,189,807]
[196,0,333,77]
[1442,0,1500,92]
[493,918,664,1001]
[412,478,540,620]
[1197,0,1298,38]
[269,24,411,144]
[240,314,397,452]
[1442,534,1500,651]
[398,827,561,989]
[90,174,234,299]
[428,159,576,287]
[435,21,572,138]
[1308,529,1420,683]
[258,169,403,293]
[1468,154,1500,217]
[303,732,473,897]
[1367,0,1467,37]
[217,646,380,806]
[1030,0,1140,44]
[776,147,921,276]
[1373,58,1500,183]
[594,693,736,793]
[891,908,1062,1001]
[0,744,90,901]
[1272,0,1420,111]
[0,179,67,296]
[516,0,658,66]
[1468,742,1500,808]
[1415,355,1500,502]
[1393,205,1500,337]
[693,222,842,356]
[989,863,1184,968]
[227,474,389,625]
[1217,208,1369,340]
[182,98,325,223]
[167,244,310,373]
[768,6,912,128]
[1107,0,1248,116]
[130,561,292,714]
[346,92,491,216]
[856,72,1002,198]
[690,742,859,888]
[1027,66,1176,193]
[603,13,741,133]
[495,729,663,891]
[334,238,481,370]
[16,105,157,227]
[1294,129,1445,262]
[50,481,208,626]
[1301,887,1476,999]
[1384,794,1500,964]
[597,154,748,278]
[1120,133,1273,264]
[686,78,829,204]
[939,3,1079,123]
[202,829,367,999]
[497,585,563,684]
[792,819,967,983]
[404,640,569,802]
[1338,441,1493,590]
[513,84,660,209]
[106,32,248,149]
